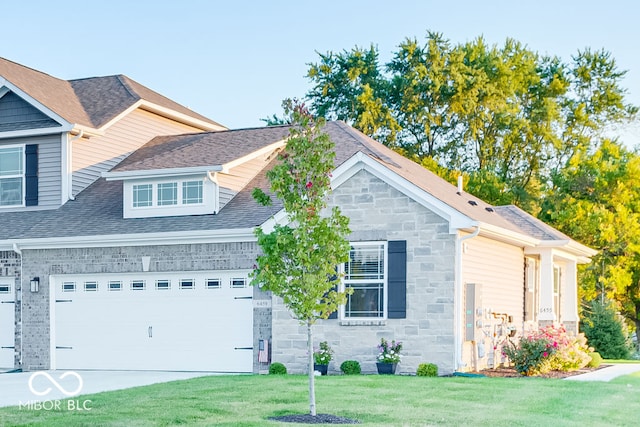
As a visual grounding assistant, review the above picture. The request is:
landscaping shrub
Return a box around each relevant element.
[541,324,592,372]
[580,300,632,359]
[340,360,361,375]
[503,333,556,376]
[269,362,287,375]
[416,363,438,377]
[588,352,603,368]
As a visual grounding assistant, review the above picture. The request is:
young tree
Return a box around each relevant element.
[251,99,351,416]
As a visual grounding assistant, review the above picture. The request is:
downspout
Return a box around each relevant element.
[454,225,480,372]
[67,130,84,201]
[12,243,23,369]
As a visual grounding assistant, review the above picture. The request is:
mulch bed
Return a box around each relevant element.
[268,414,360,424]
[473,364,609,379]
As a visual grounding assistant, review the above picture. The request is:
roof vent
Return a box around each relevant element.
[485,207,494,213]
[468,200,478,206]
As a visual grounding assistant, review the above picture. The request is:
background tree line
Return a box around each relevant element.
[275,31,639,348]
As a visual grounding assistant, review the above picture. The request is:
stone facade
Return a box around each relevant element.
[17,242,270,371]
[271,169,458,375]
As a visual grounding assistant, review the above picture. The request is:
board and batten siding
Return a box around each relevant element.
[461,234,525,370]
[71,109,204,196]
[0,134,62,210]
[217,152,276,209]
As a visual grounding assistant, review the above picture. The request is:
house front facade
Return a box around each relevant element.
[0,58,595,375]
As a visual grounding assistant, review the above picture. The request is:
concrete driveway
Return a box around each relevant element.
[564,363,640,382]
[0,370,217,408]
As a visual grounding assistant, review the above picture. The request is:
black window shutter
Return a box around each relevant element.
[387,240,407,319]
[25,144,38,206]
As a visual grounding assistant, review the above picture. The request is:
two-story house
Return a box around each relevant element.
[0,57,595,375]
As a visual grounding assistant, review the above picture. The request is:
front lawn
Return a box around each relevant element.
[1,372,639,426]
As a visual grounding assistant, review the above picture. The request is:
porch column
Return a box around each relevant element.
[562,260,579,334]
[538,248,556,324]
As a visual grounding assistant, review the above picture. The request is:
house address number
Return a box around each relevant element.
[539,307,553,314]
[253,300,272,308]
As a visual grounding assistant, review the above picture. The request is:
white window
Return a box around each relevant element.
[0,146,24,206]
[62,282,76,292]
[133,184,152,207]
[206,278,221,289]
[131,280,145,291]
[231,278,247,289]
[156,279,171,290]
[182,180,203,204]
[84,281,98,292]
[342,242,386,318]
[108,281,122,291]
[180,279,194,290]
[0,284,10,294]
[157,182,178,206]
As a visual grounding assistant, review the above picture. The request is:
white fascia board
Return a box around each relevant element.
[103,165,223,181]
[221,140,287,173]
[534,239,598,258]
[0,126,72,139]
[478,222,540,247]
[97,100,226,133]
[332,153,475,233]
[0,79,73,129]
[4,228,257,250]
[259,209,290,234]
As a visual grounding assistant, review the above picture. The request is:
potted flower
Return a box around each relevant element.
[376,338,402,374]
[313,341,333,375]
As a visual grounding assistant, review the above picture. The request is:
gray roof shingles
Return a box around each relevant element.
[0,57,223,129]
[0,120,577,245]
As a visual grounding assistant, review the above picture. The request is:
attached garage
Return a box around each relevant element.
[50,270,253,372]
[0,278,15,368]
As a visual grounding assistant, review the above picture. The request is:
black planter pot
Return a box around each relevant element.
[376,362,397,375]
[314,364,329,375]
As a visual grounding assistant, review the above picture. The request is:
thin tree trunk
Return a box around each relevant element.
[308,320,316,416]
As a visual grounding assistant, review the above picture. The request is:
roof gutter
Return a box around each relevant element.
[454,224,480,372]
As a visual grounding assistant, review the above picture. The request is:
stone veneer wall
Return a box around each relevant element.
[0,251,21,368]
[271,169,457,375]
[19,242,270,372]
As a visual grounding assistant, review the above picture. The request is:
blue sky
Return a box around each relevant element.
[2,0,638,144]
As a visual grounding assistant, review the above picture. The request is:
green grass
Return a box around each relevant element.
[1,373,640,426]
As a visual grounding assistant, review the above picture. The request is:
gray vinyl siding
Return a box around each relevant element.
[0,91,60,132]
[217,152,275,210]
[0,134,62,210]
[72,109,203,196]
[461,235,524,370]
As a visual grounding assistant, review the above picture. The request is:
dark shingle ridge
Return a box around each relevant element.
[493,205,571,241]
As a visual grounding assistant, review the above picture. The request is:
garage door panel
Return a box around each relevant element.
[54,271,253,372]
[0,279,15,368]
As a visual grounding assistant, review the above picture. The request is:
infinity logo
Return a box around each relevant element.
[28,371,84,397]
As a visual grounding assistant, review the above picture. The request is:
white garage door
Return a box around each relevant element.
[52,271,253,372]
[0,278,16,368]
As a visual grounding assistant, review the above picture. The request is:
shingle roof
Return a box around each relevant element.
[493,205,573,241]
[0,57,223,129]
[0,121,548,241]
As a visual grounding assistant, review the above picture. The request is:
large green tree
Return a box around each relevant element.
[251,99,351,416]
[541,139,640,343]
[306,32,636,209]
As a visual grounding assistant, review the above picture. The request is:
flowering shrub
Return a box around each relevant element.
[377,338,402,364]
[313,341,333,365]
[503,324,593,376]
[539,324,592,372]
[503,334,557,376]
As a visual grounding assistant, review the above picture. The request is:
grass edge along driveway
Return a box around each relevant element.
[1,372,639,426]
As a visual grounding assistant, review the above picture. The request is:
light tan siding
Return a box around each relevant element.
[461,235,525,370]
[217,152,275,210]
[72,110,203,196]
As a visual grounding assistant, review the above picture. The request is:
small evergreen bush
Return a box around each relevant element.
[340,360,361,375]
[416,363,438,377]
[580,300,631,359]
[269,362,287,375]
[587,352,603,368]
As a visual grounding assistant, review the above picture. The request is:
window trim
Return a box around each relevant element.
[131,178,205,210]
[0,144,25,208]
[340,241,388,320]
